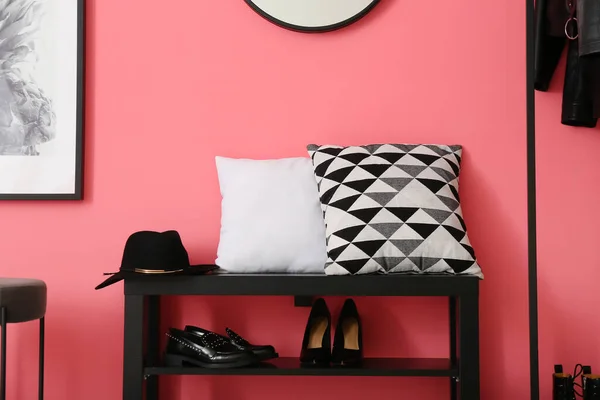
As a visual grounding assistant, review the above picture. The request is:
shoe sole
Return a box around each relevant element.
[164,353,258,369]
[255,350,279,362]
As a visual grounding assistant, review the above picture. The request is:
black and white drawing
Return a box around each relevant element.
[0,0,84,199]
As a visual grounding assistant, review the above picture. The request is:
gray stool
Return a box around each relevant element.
[0,279,46,400]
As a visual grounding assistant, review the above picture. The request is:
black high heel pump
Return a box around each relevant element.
[299,298,331,366]
[331,298,363,366]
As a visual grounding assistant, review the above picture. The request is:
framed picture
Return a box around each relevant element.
[0,0,85,200]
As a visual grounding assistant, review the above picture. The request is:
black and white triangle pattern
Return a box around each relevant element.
[307,143,483,278]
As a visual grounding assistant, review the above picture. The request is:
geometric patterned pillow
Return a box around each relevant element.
[306,143,483,278]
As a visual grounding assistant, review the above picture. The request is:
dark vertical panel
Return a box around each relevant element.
[458,293,480,399]
[123,295,145,400]
[146,296,160,400]
[527,0,540,396]
[449,297,457,400]
[39,317,45,400]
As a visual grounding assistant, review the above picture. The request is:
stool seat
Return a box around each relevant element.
[0,278,46,323]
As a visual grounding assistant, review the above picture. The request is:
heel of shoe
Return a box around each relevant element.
[164,352,210,368]
[164,353,189,367]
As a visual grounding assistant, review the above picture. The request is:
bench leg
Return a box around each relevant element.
[449,297,457,400]
[146,296,160,400]
[39,317,44,400]
[458,293,480,399]
[1,307,6,400]
[123,295,145,400]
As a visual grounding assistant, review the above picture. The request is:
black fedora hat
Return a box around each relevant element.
[95,230,219,290]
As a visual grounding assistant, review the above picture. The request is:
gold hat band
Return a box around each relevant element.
[133,268,183,274]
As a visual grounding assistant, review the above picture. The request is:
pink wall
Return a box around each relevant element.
[0,0,531,399]
[536,52,600,397]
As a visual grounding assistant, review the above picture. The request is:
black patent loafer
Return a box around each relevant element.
[185,325,278,362]
[331,299,363,367]
[225,327,279,361]
[164,328,258,368]
[299,298,331,366]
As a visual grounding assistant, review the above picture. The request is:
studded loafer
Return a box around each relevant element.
[184,325,278,362]
[225,327,278,361]
[164,328,258,368]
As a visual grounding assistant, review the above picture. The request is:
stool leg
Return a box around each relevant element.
[1,306,6,400]
[38,317,44,400]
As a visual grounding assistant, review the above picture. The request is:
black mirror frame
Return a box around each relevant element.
[244,0,381,33]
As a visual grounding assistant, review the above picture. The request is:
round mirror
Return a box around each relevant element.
[244,0,380,33]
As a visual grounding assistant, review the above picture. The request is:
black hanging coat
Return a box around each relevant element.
[535,0,598,128]
[578,0,600,119]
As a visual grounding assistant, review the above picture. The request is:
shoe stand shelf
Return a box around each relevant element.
[122,273,480,400]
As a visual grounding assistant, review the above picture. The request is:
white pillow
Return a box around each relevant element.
[215,156,327,273]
